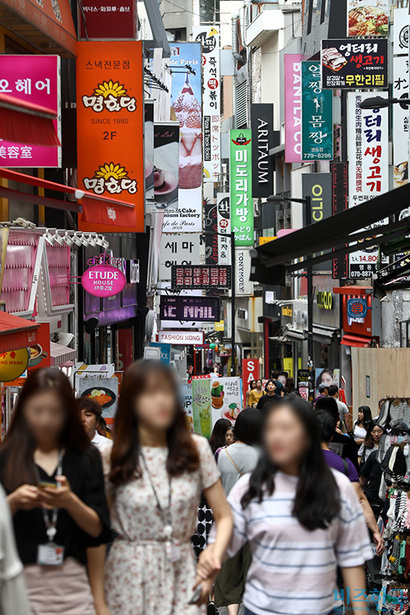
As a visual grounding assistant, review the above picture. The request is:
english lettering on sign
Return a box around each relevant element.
[251,104,274,198]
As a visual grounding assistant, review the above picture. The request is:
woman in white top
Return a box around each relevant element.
[353,406,373,444]
[358,422,384,467]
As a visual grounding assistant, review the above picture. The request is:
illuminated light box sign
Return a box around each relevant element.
[171,265,231,290]
[82,252,126,298]
[158,330,204,345]
[160,296,220,322]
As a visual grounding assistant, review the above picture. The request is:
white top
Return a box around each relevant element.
[353,423,367,442]
[92,431,113,454]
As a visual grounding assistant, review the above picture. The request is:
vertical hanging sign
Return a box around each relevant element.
[301,61,333,161]
[251,103,274,198]
[284,54,302,163]
[217,193,231,266]
[193,26,220,183]
[230,130,253,246]
[331,163,349,280]
[392,56,409,188]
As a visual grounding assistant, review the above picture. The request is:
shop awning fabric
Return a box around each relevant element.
[340,334,372,348]
[0,94,59,147]
[50,342,76,367]
[0,312,38,354]
[251,183,410,285]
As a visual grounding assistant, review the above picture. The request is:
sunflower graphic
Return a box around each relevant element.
[94,81,127,99]
[95,163,128,181]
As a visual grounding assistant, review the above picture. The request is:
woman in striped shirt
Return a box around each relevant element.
[198,396,372,615]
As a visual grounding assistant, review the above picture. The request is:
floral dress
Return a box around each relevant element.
[104,435,220,615]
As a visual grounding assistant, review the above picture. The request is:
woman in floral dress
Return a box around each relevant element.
[104,360,233,615]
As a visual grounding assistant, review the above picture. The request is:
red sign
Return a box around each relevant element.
[242,359,259,406]
[79,1,136,40]
[172,265,231,290]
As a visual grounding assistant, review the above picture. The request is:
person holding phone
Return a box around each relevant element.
[103,359,233,614]
[0,368,110,615]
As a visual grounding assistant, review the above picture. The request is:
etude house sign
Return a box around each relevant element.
[81,252,126,298]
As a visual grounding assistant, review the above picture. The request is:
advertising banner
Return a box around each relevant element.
[154,122,179,209]
[217,193,231,265]
[192,376,243,437]
[163,42,202,233]
[321,38,388,90]
[192,377,211,436]
[347,92,389,279]
[145,100,154,202]
[193,26,220,183]
[393,8,409,56]
[160,296,220,322]
[172,265,231,290]
[251,103,274,198]
[230,130,253,246]
[284,55,302,163]
[78,375,119,418]
[0,55,61,167]
[301,61,333,161]
[393,56,409,189]
[79,0,136,39]
[159,234,201,281]
[332,163,349,279]
[302,173,332,271]
[180,382,193,432]
[347,0,388,37]
[204,199,219,265]
[242,358,259,404]
[77,41,144,233]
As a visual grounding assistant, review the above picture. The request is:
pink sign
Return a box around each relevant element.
[0,55,61,168]
[82,253,126,298]
[284,54,302,164]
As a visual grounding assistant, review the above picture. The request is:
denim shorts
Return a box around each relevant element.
[244,608,344,615]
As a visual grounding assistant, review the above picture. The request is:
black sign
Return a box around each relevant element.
[172,265,231,289]
[204,200,218,265]
[321,38,388,90]
[302,173,332,272]
[251,104,274,198]
[332,163,349,280]
[160,296,220,322]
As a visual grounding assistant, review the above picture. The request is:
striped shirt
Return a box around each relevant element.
[226,469,372,615]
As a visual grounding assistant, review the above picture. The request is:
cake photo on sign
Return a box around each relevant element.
[172,73,202,189]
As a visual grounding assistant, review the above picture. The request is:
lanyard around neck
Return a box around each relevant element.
[140,451,172,537]
[35,449,63,543]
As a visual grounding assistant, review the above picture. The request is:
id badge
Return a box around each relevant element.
[37,543,64,566]
[166,541,181,563]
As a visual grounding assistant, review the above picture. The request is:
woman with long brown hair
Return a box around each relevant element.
[0,368,110,615]
[104,359,233,615]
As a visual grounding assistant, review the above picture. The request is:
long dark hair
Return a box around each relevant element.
[241,396,340,531]
[1,368,89,491]
[209,418,231,454]
[110,360,200,486]
[357,405,372,429]
[363,421,384,450]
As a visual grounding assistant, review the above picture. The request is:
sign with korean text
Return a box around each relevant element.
[159,234,201,281]
[77,41,144,233]
[172,265,231,290]
[81,253,126,298]
[321,39,388,90]
[393,9,409,56]
[347,0,388,37]
[284,54,302,163]
[393,56,409,189]
[301,61,333,161]
[160,296,220,322]
[79,1,136,40]
[332,163,349,279]
[193,26,220,183]
[158,330,204,345]
[347,92,389,279]
[251,103,274,198]
[230,130,253,246]
[217,193,231,266]
[0,55,61,167]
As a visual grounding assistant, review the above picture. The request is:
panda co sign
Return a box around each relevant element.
[81,253,126,298]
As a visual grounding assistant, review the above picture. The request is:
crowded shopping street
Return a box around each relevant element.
[2,0,410,614]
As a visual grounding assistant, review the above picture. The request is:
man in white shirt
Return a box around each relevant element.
[77,397,113,457]
[323,384,352,432]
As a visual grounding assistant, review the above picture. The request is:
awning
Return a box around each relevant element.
[0,312,39,354]
[0,94,59,147]
[0,0,76,57]
[340,334,372,348]
[50,342,77,367]
[312,324,339,344]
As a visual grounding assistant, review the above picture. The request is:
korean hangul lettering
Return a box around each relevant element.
[368,165,381,179]
[85,61,93,69]
[0,79,12,93]
[95,60,103,69]
[334,588,350,604]
[182,241,194,252]
[309,115,324,128]
[165,241,177,253]
[35,79,50,95]
[364,114,381,128]
[309,131,328,144]
[113,60,121,70]
[364,145,381,159]
[236,206,249,222]
[123,60,130,69]
[235,150,247,164]
[364,128,381,143]
[104,60,112,69]
[15,78,31,95]
[350,54,363,68]
[235,179,248,191]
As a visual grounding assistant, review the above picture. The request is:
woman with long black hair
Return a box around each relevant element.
[0,368,110,615]
[198,396,371,615]
[353,405,373,444]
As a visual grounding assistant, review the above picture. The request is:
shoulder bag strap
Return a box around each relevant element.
[224,448,244,477]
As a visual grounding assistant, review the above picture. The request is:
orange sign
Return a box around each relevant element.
[77,41,144,233]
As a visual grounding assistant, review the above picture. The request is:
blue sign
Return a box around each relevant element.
[347,298,368,320]
[151,342,171,363]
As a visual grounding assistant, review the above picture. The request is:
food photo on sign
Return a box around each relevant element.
[78,375,119,419]
[321,39,388,90]
[153,122,180,209]
[347,0,388,37]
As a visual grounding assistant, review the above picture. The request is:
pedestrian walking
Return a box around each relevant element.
[214,409,262,615]
[197,396,372,615]
[0,368,110,615]
[256,380,280,410]
[78,396,113,456]
[358,422,383,467]
[104,359,233,615]
[245,381,256,407]
[209,418,231,460]
[247,379,263,407]
[353,406,373,444]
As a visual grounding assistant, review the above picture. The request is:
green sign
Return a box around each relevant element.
[192,378,211,438]
[301,61,333,162]
[229,129,253,246]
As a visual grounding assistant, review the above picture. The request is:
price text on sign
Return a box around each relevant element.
[171,265,232,290]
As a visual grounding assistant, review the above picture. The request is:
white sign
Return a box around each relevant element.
[158,330,205,345]
[217,193,231,266]
[394,8,409,56]
[193,26,220,183]
[347,92,389,279]
[235,247,253,295]
[393,56,409,189]
[144,346,161,360]
[159,234,201,281]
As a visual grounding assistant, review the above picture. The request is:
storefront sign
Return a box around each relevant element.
[82,253,126,298]
[317,292,333,310]
[321,39,388,90]
[282,305,293,322]
[78,374,119,418]
[393,56,409,189]
[150,342,171,363]
[145,101,154,202]
[159,234,201,282]
[154,122,180,209]
[301,61,333,161]
[204,200,218,265]
[0,55,61,168]
[251,104,274,198]
[79,1,136,39]
[235,248,252,296]
[242,358,258,404]
[347,298,368,319]
[230,130,253,246]
[0,348,29,382]
[393,8,409,56]
[160,297,220,322]
[172,265,231,290]
[77,41,144,233]
[297,369,310,401]
[284,55,302,163]
[332,163,349,279]
[347,92,389,278]
[193,26,220,182]
[302,173,332,271]
[217,193,231,266]
[347,0,388,37]
[158,330,204,345]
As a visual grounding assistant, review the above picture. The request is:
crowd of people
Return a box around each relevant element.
[0,361,385,615]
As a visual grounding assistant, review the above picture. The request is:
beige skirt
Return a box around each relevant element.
[24,556,96,615]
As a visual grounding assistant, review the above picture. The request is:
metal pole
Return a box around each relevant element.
[231,231,236,376]
[304,195,314,402]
